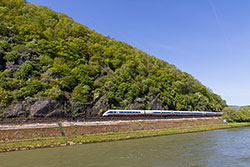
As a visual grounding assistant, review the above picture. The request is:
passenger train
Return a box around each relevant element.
[102,110,223,117]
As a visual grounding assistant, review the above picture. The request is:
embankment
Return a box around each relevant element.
[0,118,249,152]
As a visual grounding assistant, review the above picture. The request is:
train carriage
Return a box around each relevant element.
[102,110,144,116]
[161,111,172,116]
[173,111,193,116]
[204,112,217,116]
[192,111,205,116]
[103,110,223,117]
[144,110,165,116]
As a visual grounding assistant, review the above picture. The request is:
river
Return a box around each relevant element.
[1,127,250,167]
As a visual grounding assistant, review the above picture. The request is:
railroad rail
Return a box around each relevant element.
[0,114,221,125]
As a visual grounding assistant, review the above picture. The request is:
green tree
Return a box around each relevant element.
[0,87,11,106]
[14,61,34,80]
[72,85,92,103]
[4,50,19,61]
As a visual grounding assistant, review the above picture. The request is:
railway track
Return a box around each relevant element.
[0,115,219,125]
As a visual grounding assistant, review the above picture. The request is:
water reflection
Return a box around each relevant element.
[1,127,249,167]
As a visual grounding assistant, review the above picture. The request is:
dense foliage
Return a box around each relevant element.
[0,0,226,117]
[222,107,250,122]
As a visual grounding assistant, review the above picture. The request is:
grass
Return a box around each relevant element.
[0,121,249,152]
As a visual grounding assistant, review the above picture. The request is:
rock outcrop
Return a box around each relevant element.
[6,103,26,117]
[29,99,61,117]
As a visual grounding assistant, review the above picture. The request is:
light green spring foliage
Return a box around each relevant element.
[3,50,19,61]
[0,0,226,114]
[222,107,250,122]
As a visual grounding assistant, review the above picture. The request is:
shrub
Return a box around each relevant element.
[13,80,45,99]
[222,107,250,122]
[42,86,63,100]
[127,84,140,102]
[0,40,10,51]
[39,54,53,66]
[0,87,11,106]
[51,58,70,77]
[72,85,92,103]
[14,61,34,80]
[26,39,37,48]
[71,101,87,117]
[59,75,77,91]
[4,50,19,61]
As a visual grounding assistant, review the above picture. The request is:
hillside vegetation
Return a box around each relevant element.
[0,0,226,118]
[222,107,250,122]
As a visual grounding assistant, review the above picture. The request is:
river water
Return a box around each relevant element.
[1,127,250,167]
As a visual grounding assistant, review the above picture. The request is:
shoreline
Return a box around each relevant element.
[0,119,249,153]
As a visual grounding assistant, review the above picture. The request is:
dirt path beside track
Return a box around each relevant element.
[0,117,219,130]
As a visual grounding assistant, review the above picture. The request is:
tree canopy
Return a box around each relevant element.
[0,0,226,118]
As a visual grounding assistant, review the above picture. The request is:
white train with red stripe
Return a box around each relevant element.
[102,110,223,117]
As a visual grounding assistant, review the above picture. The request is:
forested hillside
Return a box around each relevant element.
[0,0,226,118]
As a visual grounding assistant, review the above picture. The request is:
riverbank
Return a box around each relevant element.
[0,118,249,152]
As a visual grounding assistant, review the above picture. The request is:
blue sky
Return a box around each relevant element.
[28,0,250,106]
